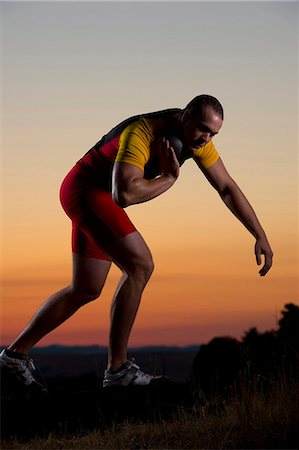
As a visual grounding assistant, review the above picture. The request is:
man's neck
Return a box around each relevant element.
[167,111,184,139]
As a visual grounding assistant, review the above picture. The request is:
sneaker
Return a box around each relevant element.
[103,357,169,387]
[0,348,47,392]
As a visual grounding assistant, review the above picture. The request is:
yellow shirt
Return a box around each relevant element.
[116,117,219,174]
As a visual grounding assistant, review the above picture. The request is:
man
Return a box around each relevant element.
[0,95,273,388]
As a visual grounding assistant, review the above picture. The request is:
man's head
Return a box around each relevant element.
[180,95,223,152]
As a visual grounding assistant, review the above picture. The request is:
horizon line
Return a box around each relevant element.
[0,343,201,350]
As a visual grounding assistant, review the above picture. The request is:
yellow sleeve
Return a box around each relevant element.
[115,119,153,171]
[193,140,219,169]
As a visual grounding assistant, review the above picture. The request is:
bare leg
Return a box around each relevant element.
[106,231,154,372]
[8,254,111,354]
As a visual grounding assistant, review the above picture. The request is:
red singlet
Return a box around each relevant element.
[59,154,136,261]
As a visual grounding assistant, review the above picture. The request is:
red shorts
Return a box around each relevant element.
[59,164,136,260]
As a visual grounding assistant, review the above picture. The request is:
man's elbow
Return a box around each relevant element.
[218,185,231,199]
[217,177,237,199]
[112,188,131,208]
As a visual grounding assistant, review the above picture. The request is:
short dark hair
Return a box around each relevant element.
[185,95,224,120]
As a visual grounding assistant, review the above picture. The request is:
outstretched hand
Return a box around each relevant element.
[255,237,273,276]
[157,137,180,180]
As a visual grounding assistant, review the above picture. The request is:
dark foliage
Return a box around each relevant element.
[191,302,299,397]
[191,336,242,396]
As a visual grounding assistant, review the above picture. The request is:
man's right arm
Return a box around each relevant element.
[112,138,180,208]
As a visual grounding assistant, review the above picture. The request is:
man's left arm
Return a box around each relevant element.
[194,157,273,276]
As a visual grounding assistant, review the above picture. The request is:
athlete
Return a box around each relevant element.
[0,95,273,389]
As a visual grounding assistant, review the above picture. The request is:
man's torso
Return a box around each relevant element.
[75,108,219,190]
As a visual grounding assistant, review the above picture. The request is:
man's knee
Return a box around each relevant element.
[142,256,154,280]
[71,284,104,305]
[127,256,154,284]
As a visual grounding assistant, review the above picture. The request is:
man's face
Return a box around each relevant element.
[181,106,223,153]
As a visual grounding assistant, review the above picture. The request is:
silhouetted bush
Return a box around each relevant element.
[278,303,299,348]
[191,336,242,397]
[241,327,281,378]
[191,303,299,397]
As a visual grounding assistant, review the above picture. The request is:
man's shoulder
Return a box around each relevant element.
[104,108,181,144]
[139,108,182,134]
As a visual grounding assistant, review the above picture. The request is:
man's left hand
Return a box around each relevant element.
[255,237,273,277]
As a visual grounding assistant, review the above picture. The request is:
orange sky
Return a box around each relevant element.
[2,183,297,346]
[1,2,298,347]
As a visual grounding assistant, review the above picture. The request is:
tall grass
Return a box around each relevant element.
[3,372,298,449]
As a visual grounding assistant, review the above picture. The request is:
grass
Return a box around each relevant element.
[2,373,298,449]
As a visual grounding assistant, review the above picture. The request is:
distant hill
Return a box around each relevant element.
[0,344,200,354]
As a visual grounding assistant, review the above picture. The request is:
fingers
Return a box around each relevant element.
[168,146,179,164]
[158,137,170,159]
[254,240,273,277]
[158,138,179,165]
[255,245,262,266]
[255,240,273,276]
[259,255,272,277]
[157,137,180,180]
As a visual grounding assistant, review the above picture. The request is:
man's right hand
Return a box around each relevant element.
[158,137,180,180]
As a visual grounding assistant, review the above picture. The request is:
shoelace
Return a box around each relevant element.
[125,357,140,370]
[126,358,155,380]
[14,358,36,382]
[25,358,48,389]
[25,358,36,371]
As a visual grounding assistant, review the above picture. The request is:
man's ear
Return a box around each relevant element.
[181,108,191,123]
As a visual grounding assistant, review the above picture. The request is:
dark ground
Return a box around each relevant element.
[1,347,298,449]
[1,348,197,439]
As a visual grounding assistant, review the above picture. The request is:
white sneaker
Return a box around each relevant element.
[103,357,169,387]
[0,348,47,392]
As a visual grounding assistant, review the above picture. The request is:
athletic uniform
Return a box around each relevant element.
[60,108,219,261]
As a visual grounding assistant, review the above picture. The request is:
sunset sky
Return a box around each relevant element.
[1,1,298,348]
